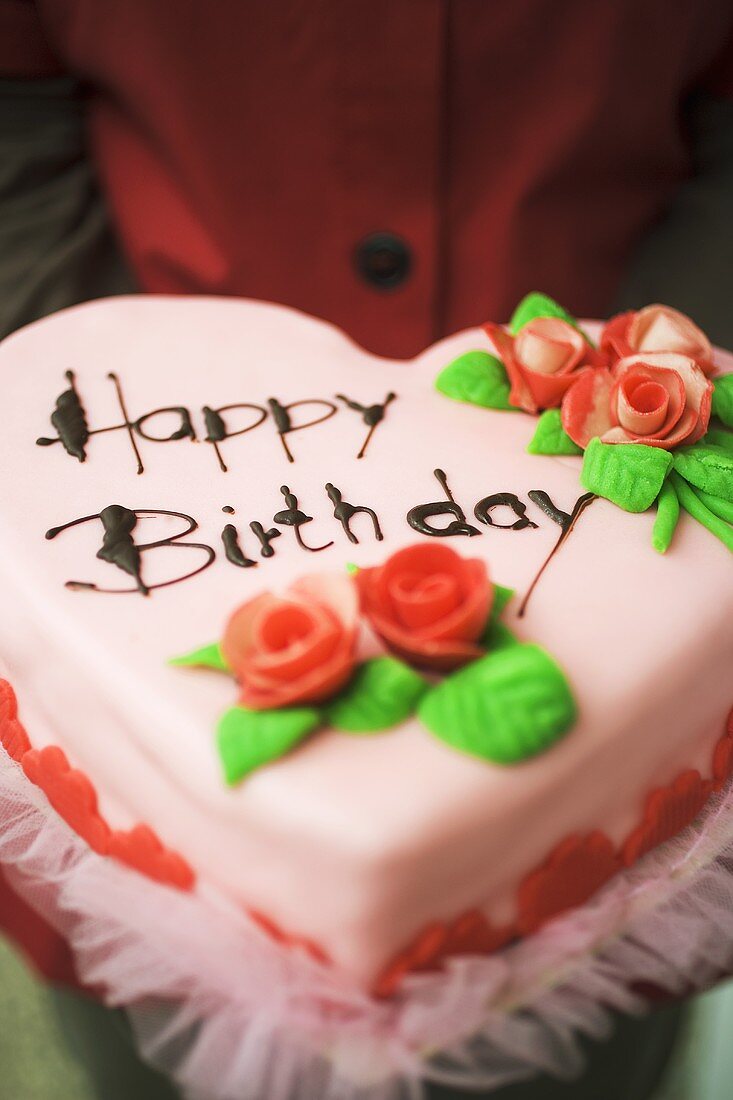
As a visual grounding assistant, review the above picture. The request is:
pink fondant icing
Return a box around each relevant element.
[0,296,731,986]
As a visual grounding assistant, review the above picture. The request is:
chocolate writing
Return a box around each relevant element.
[37,372,384,475]
[44,475,591,603]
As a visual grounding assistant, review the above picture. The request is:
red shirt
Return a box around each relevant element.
[2,0,733,361]
[0,0,732,984]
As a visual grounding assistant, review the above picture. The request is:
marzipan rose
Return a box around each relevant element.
[221,574,358,709]
[562,351,713,451]
[600,305,714,377]
[356,543,492,671]
[483,317,604,414]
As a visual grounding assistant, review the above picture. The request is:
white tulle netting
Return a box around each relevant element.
[3,743,733,1100]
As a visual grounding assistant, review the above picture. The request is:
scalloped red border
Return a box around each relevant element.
[1,680,195,891]
[373,910,514,998]
[374,706,733,996]
[1,679,731,997]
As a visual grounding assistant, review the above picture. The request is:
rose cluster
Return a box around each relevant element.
[484,305,715,452]
[221,544,493,710]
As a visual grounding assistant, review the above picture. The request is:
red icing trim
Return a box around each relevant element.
[443,907,512,956]
[248,908,331,965]
[108,824,195,891]
[22,746,112,855]
[0,679,31,762]
[517,831,621,936]
[372,910,513,998]
[621,770,712,867]
[712,712,733,791]
[1,679,195,892]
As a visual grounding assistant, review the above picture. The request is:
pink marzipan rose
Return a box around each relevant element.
[601,305,715,377]
[483,317,604,414]
[221,574,358,710]
[562,351,713,451]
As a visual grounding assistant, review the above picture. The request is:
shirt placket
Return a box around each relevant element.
[324,0,446,359]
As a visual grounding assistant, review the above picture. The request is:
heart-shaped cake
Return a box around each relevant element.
[0,294,731,990]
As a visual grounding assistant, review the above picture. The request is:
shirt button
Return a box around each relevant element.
[354,232,412,290]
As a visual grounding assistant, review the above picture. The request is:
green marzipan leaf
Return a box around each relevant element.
[435,351,515,411]
[702,429,733,454]
[325,657,427,733]
[673,444,733,504]
[581,438,673,513]
[217,705,320,785]
[419,643,576,765]
[527,409,584,456]
[712,376,733,428]
[508,292,594,346]
[169,641,230,672]
[670,473,733,554]
[492,583,514,618]
[481,584,519,649]
[651,478,680,554]
[482,620,520,652]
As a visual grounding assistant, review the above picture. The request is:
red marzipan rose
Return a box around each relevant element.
[483,317,604,414]
[601,305,715,377]
[562,351,713,451]
[356,543,492,671]
[221,574,358,710]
